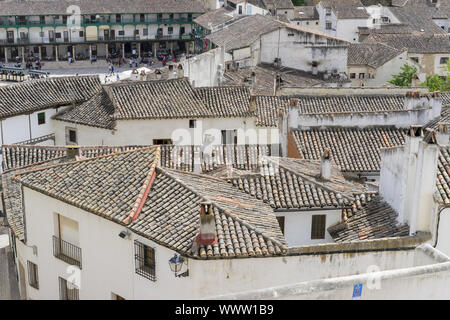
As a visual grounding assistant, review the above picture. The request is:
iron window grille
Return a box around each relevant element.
[27,261,39,290]
[53,235,82,269]
[59,277,79,300]
[134,240,156,281]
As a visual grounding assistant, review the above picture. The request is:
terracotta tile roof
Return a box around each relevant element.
[13,146,287,258]
[107,78,213,120]
[159,144,280,172]
[347,43,405,69]
[228,157,371,210]
[194,86,253,118]
[364,33,450,54]
[291,127,406,172]
[0,0,205,16]
[53,89,115,129]
[256,96,288,127]
[293,94,406,114]
[437,146,450,205]
[1,145,141,172]
[2,143,280,242]
[51,78,283,126]
[0,76,102,119]
[328,195,410,242]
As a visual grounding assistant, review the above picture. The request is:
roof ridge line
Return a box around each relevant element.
[123,146,161,224]
[266,157,356,203]
[159,167,287,250]
[12,146,158,180]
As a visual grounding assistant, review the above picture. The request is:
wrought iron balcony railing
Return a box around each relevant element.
[53,235,82,269]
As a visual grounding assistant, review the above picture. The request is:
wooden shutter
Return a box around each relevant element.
[311,215,326,239]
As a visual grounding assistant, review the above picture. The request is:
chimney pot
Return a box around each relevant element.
[196,201,217,245]
[408,125,423,137]
[249,94,257,113]
[320,148,331,180]
[66,145,80,159]
[289,98,298,107]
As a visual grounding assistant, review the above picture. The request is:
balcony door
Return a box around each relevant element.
[49,30,55,43]
[7,31,14,44]
[63,31,69,42]
[111,29,115,40]
[104,29,110,40]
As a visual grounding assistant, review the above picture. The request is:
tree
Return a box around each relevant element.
[388,64,417,87]
[420,60,450,92]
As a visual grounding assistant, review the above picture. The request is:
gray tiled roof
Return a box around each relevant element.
[292,6,319,20]
[53,89,115,129]
[358,24,416,36]
[0,0,205,16]
[320,0,370,19]
[194,6,234,30]
[222,64,334,95]
[14,146,287,258]
[206,14,283,51]
[387,7,449,34]
[364,33,450,54]
[0,76,102,119]
[228,156,370,210]
[293,94,406,114]
[392,0,450,7]
[291,127,406,172]
[263,0,295,9]
[328,195,410,242]
[347,43,405,68]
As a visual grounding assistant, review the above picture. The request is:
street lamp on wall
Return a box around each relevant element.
[168,253,189,277]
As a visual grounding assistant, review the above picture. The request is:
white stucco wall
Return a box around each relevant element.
[275,209,341,247]
[182,47,225,87]
[53,118,279,146]
[436,207,450,257]
[348,51,408,87]
[18,187,443,300]
[260,28,347,74]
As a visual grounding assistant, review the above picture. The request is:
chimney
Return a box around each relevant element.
[411,74,420,87]
[66,145,80,160]
[429,91,442,121]
[177,64,184,78]
[226,163,233,178]
[249,94,256,113]
[379,125,439,234]
[320,148,331,180]
[195,202,217,245]
[289,98,298,107]
[404,91,426,110]
[436,123,449,145]
[410,129,438,234]
[193,149,202,174]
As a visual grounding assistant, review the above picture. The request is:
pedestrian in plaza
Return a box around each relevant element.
[116,72,120,81]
